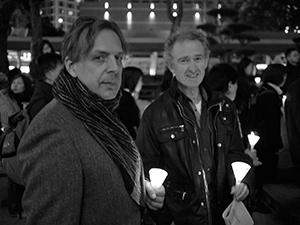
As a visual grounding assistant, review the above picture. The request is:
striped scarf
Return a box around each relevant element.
[52,69,145,206]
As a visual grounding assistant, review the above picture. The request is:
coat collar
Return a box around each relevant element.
[168,77,224,108]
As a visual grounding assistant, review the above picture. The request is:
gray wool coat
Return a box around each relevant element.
[18,99,141,225]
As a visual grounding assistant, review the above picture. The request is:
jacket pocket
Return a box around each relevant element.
[166,182,197,209]
[157,124,185,143]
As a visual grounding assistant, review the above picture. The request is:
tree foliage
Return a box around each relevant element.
[239,0,300,32]
[0,0,16,74]
[0,0,65,73]
[166,0,183,35]
[197,5,259,62]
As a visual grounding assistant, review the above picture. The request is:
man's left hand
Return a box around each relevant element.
[231,182,249,201]
[145,180,165,210]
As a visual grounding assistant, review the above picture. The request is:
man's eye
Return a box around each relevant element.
[179,58,188,64]
[95,54,107,61]
[194,57,203,62]
[115,55,123,62]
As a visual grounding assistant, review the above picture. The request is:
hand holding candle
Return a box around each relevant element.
[247,131,260,150]
[149,168,168,190]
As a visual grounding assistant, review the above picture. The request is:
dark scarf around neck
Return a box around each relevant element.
[52,69,145,206]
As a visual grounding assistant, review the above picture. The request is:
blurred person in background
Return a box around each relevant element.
[206,63,262,215]
[272,52,287,65]
[18,17,164,225]
[0,53,63,220]
[41,39,56,54]
[0,72,8,92]
[282,47,300,93]
[206,63,238,101]
[28,53,63,120]
[235,57,258,111]
[0,73,33,130]
[0,73,33,218]
[284,77,300,185]
[234,57,259,147]
[254,64,287,212]
[206,63,262,166]
[29,39,57,85]
[5,68,22,84]
[116,66,143,140]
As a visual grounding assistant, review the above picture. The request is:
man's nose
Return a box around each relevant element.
[106,55,119,72]
[188,60,196,72]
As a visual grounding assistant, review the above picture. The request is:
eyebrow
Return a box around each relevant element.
[178,54,204,60]
[91,49,124,56]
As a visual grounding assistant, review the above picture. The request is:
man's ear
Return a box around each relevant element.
[204,50,211,69]
[167,63,175,76]
[45,71,53,81]
[65,57,77,78]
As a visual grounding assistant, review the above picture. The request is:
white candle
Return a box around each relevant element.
[231,162,251,184]
[247,131,260,150]
[149,168,168,190]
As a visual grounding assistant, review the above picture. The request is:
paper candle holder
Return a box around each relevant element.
[231,162,251,184]
[149,168,168,190]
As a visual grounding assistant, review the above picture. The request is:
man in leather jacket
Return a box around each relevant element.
[136,29,255,225]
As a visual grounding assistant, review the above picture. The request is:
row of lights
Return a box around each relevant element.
[103,2,202,21]
[284,26,300,34]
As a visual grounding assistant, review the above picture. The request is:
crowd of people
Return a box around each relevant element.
[0,16,299,225]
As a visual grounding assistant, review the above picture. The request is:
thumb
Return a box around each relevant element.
[145,180,156,199]
[231,186,235,195]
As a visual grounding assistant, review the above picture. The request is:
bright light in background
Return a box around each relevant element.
[285,26,289,34]
[58,18,63,23]
[172,12,178,17]
[39,10,43,15]
[195,3,200,10]
[218,3,222,9]
[127,3,132,10]
[68,11,73,16]
[104,11,109,20]
[149,11,155,19]
[173,3,177,10]
[150,3,155,10]
[149,52,158,76]
[20,52,31,62]
[104,2,109,9]
[282,95,287,105]
[254,77,261,84]
[127,11,132,22]
[256,63,268,70]
[20,66,30,74]
[194,12,200,20]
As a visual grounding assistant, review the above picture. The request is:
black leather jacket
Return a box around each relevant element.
[136,79,254,225]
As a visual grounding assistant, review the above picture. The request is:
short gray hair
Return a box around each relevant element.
[164,29,210,67]
[61,16,128,63]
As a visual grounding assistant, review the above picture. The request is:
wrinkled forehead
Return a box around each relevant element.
[171,39,206,56]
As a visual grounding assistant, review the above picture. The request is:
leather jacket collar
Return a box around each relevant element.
[167,77,225,109]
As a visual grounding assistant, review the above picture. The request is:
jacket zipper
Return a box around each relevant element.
[207,100,224,141]
[161,124,184,132]
[207,100,224,183]
[176,101,212,225]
